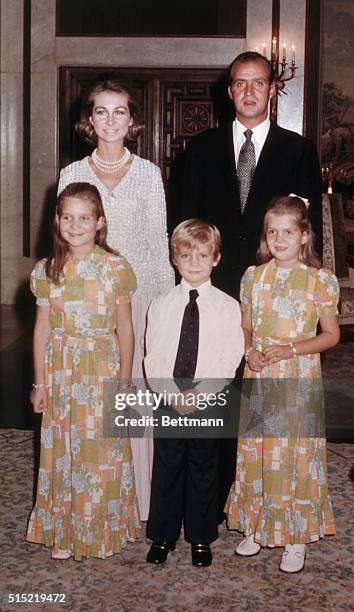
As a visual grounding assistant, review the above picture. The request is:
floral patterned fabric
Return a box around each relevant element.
[26,246,141,560]
[226,260,339,546]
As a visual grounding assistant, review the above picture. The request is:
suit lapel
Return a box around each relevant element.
[253,121,279,181]
[223,122,241,207]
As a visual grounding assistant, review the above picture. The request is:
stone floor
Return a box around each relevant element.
[0,430,353,612]
[1,307,354,611]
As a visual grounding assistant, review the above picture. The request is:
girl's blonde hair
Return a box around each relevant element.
[171,218,221,264]
[257,195,321,268]
[46,182,117,284]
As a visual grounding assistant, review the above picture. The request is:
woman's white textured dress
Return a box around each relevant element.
[58,155,175,519]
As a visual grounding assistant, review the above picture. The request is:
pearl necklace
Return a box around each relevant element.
[91,147,130,174]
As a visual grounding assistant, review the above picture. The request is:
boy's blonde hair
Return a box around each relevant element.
[171,218,221,264]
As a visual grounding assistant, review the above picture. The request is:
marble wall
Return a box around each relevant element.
[0,0,307,304]
[1,0,32,303]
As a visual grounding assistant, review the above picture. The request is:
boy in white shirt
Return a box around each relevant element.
[145,219,244,567]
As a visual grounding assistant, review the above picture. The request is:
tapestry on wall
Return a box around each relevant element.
[321,0,354,226]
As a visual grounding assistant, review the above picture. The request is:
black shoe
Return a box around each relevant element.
[191,544,212,567]
[146,541,175,564]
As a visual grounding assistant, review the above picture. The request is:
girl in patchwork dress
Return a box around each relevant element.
[26,182,141,560]
[226,195,340,573]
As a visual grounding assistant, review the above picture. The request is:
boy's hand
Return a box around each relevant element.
[171,388,198,415]
[30,387,48,414]
[247,349,267,372]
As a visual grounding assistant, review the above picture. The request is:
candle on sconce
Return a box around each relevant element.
[291,45,296,65]
[282,41,287,62]
[272,37,277,60]
[255,44,259,52]
[255,35,298,113]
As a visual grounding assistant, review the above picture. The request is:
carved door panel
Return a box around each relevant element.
[159,77,226,185]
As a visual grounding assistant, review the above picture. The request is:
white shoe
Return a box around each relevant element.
[51,549,72,559]
[235,534,261,557]
[280,544,306,573]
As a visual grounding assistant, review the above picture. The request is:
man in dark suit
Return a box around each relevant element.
[181,51,323,299]
[180,51,323,521]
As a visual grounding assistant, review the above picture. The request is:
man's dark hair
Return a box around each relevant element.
[228,51,274,85]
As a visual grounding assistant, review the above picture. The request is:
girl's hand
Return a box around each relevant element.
[247,349,267,372]
[263,344,294,365]
[30,387,48,413]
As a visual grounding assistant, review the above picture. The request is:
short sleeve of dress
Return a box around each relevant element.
[239,266,256,313]
[314,268,339,317]
[110,256,137,304]
[30,260,50,306]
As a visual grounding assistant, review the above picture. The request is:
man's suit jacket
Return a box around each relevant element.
[180,121,323,298]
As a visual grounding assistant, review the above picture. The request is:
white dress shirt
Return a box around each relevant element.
[144,278,244,395]
[233,117,270,167]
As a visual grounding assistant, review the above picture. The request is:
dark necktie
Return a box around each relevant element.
[173,289,199,390]
[237,128,256,214]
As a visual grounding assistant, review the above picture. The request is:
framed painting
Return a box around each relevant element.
[320,0,354,225]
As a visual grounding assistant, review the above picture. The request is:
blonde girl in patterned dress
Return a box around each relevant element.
[26,182,141,560]
[226,195,340,573]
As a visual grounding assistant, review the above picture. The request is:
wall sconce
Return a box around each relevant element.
[256,37,297,121]
[321,163,347,194]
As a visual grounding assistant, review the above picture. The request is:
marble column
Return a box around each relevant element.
[0,0,33,303]
[30,0,57,259]
[277,0,307,134]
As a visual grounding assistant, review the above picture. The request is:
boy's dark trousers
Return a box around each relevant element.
[147,436,219,544]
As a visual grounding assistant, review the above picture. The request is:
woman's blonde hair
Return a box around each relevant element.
[171,218,221,264]
[257,195,321,268]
